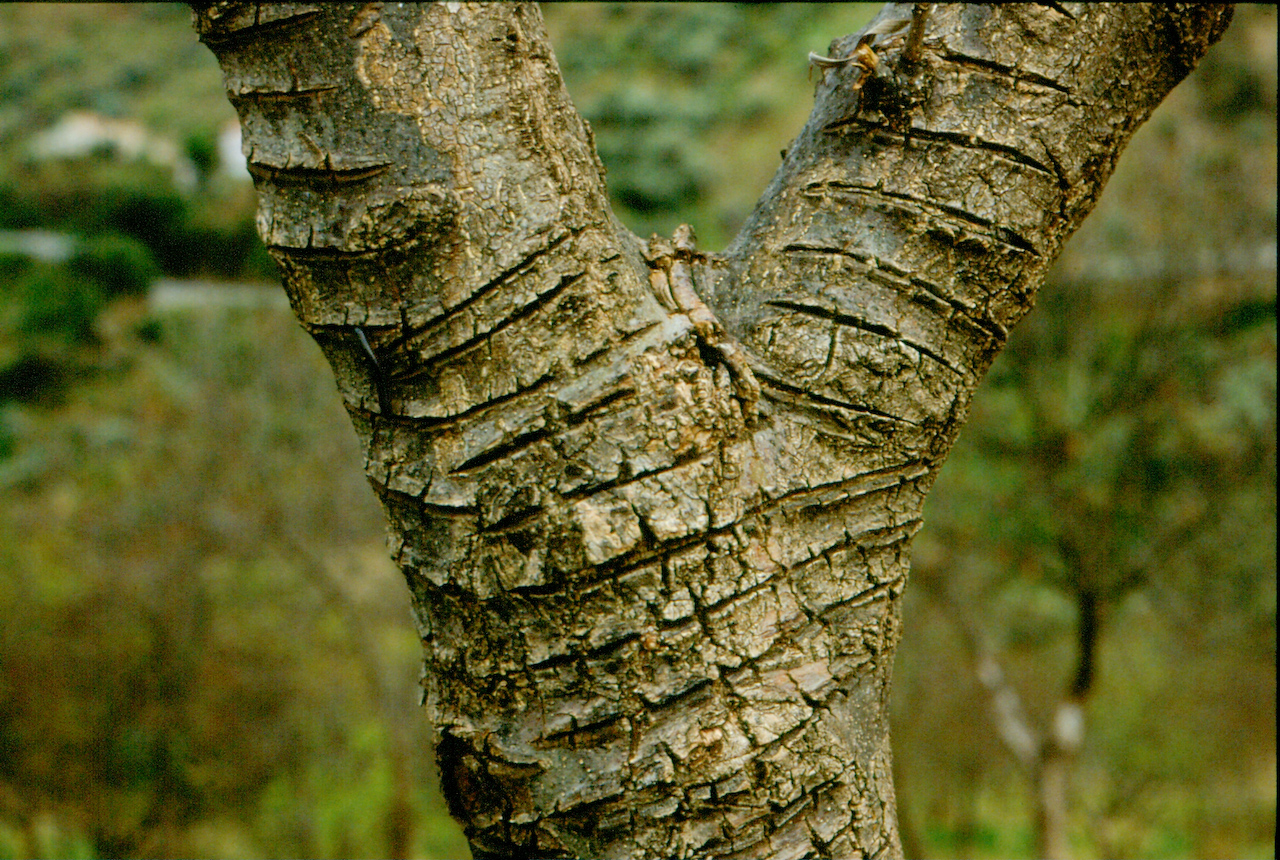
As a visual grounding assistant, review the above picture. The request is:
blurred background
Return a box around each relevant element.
[0,4,1272,858]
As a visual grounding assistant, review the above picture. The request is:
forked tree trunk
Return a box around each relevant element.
[190,3,1229,857]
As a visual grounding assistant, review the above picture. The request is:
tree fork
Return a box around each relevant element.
[190,3,1230,857]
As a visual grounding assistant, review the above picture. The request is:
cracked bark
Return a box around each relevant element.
[190,3,1230,857]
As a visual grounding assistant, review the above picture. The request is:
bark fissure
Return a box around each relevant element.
[937,48,1075,95]
[382,230,575,353]
[230,82,342,102]
[559,449,715,503]
[246,161,393,187]
[764,298,968,378]
[823,117,1057,178]
[755,371,920,427]
[421,501,479,519]
[365,371,559,429]
[451,428,559,475]
[266,235,425,259]
[386,272,584,381]
[807,180,1041,256]
[197,5,321,48]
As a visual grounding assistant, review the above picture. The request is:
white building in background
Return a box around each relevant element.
[217,118,250,180]
[0,229,76,263]
[27,110,255,190]
[30,111,155,161]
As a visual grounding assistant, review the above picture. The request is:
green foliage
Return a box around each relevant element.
[68,233,158,299]
[896,269,1275,855]
[544,3,880,246]
[0,234,161,407]
[2,160,272,282]
[184,201,280,282]
[0,352,73,407]
[87,182,191,271]
[0,4,235,167]
[183,129,218,186]
[589,87,713,217]
[14,264,103,345]
[0,308,468,858]
[0,184,42,230]
[892,11,1276,854]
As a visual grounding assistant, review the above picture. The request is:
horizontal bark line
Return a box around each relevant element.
[766,460,930,507]
[521,566,908,761]
[489,479,922,601]
[822,117,1056,178]
[535,761,860,855]
[503,509,917,614]
[246,161,393,187]
[229,83,340,102]
[421,500,479,518]
[817,570,909,620]
[267,233,424,259]
[477,504,544,535]
[459,525,916,688]
[746,774,845,852]
[196,6,322,48]
[387,273,584,382]
[451,427,558,475]
[641,676,717,713]
[755,369,920,425]
[805,181,1041,256]
[699,555,909,626]
[527,631,644,675]
[382,231,575,353]
[781,243,1010,343]
[1038,2,1077,21]
[452,386,638,476]
[359,316,659,427]
[764,299,968,376]
[596,464,926,573]
[938,48,1075,96]
[535,709,630,748]
[557,446,711,502]
[364,371,559,430]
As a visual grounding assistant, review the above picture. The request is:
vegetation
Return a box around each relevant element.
[1,307,467,858]
[0,3,1272,857]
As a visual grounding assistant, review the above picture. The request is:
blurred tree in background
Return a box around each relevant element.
[0,3,1272,858]
[890,5,1276,857]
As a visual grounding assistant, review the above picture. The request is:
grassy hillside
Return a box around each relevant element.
[0,4,234,168]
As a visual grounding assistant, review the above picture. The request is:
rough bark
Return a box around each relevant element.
[190,3,1230,858]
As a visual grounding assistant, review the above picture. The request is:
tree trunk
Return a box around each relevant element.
[190,3,1230,857]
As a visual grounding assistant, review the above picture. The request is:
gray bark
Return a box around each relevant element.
[190,3,1230,857]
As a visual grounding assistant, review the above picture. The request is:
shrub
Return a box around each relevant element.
[0,351,70,404]
[68,232,159,298]
[15,264,104,345]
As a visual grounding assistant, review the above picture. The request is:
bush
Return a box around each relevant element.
[87,183,193,274]
[68,232,159,298]
[15,264,104,345]
[0,250,33,282]
[0,261,100,403]
[0,351,70,404]
[184,129,219,186]
[4,160,273,280]
[0,182,42,229]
